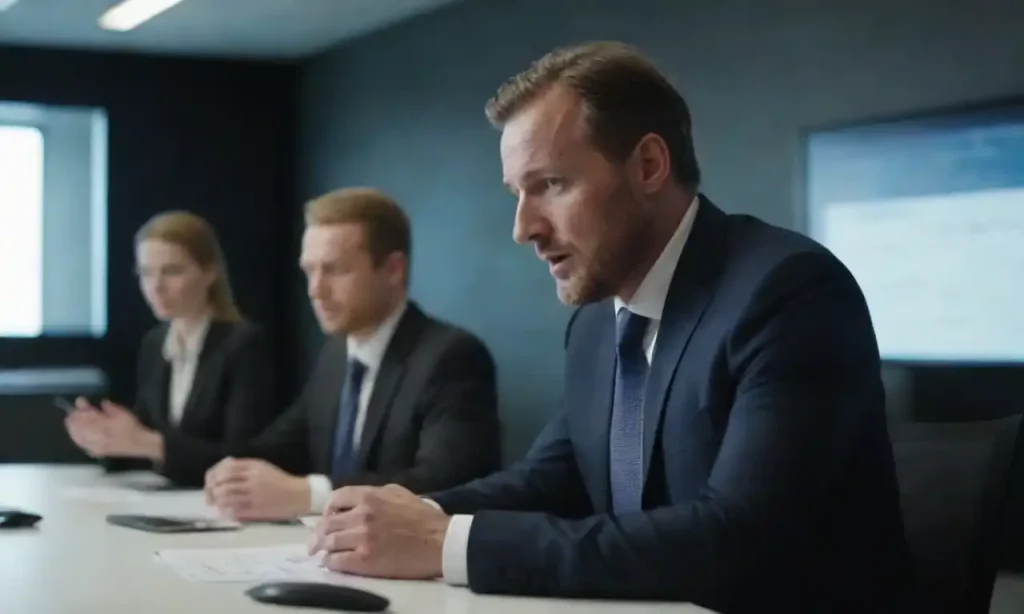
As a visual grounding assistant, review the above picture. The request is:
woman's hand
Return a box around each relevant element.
[64,399,164,462]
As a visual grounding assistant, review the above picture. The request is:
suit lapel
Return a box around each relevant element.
[176,322,229,431]
[153,361,171,426]
[318,340,349,472]
[147,323,172,426]
[582,307,617,512]
[641,197,728,483]
[356,305,426,467]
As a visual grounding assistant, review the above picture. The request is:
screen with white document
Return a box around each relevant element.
[805,101,1024,363]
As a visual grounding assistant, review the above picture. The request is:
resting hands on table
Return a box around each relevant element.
[64,397,164,462]
[204,457,312,521]
[308,484,449,579]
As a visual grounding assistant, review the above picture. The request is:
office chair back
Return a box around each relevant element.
[890,414,1023,614]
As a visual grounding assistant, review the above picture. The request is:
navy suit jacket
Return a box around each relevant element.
[431,197,911,612]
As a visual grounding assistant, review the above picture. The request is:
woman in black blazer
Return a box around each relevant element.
[64,211,279,486]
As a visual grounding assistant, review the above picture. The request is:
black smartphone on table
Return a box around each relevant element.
[106,513,242,534]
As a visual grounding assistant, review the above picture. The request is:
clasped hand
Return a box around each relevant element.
[64,398,162,460]
[308,484,449,580]
[204,457,310,521]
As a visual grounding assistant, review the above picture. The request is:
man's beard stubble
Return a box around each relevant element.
[557,187,651,307]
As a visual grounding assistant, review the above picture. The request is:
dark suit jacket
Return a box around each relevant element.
[430,197,912,612]
[106,319,280,486]
[239,302,502,493]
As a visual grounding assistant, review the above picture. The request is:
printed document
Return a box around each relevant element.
[154,543,338,583]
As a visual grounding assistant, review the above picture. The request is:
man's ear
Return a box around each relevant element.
[629,133,672,196]
[383,252,408,287]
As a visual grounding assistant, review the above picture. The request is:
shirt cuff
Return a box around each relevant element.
[441,514,473,586]
[307,474,333,514]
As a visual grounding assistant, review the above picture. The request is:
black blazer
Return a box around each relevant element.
[431,197,912,612]
[111,319,280,485]
[239,302,502,494]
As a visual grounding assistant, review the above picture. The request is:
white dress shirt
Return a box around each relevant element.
[438,197,701,585]
[162,316,212,427]
[307,301,408,513]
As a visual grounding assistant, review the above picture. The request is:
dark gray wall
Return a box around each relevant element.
[298,0,1024,460]
[0,46,297,410]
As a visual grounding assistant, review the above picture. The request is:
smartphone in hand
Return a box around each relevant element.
[52,397,77,415]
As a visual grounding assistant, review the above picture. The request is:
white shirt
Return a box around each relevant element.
[161,316,212,426]
[307,301,408,513]
[439,196,701,585]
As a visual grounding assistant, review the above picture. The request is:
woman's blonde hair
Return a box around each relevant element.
[135,211,242,322]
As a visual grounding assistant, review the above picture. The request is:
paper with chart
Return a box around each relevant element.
[154,543,339,583]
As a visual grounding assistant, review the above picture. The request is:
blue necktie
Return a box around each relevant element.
[609,307,649,514]
[330,359,367,479]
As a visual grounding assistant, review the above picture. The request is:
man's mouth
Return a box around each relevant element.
[546,254,572,279]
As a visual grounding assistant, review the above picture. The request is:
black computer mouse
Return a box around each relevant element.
[0,509,42,529]
[246,581,389,612]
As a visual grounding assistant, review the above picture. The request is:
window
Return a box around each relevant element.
[0,102,108,339]
[0,125,44,337]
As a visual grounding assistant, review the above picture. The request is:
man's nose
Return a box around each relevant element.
[512,197,549,245]
[308,272,324,299]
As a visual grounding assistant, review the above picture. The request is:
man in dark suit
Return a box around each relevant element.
[205,188,502,521]
[308,43,911,612]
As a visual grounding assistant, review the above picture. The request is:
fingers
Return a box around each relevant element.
[208,458,251,488]
[214,489,252,512]
[203,464,222,503]
[212,483,250,500]
[323,548,375,576]
[101,399,131,415]
[314,488,383,554]
[66,408,105,429]
[310,504,372,554]
[64,412,84,433]
[66,415,109,453]
[323,525,371,554]
[205,459,249,502]
[79,433,109,457]
[324,486,375,516]
[74,397,98,411]
[209,481,254,516]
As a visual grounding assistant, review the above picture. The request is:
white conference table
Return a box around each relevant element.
[0,465,712,614]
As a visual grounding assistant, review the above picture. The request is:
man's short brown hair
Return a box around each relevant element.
[485,41,700,188]
[304,187,412,270]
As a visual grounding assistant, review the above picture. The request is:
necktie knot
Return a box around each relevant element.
[616,308,649,352]
[348,358,367,385]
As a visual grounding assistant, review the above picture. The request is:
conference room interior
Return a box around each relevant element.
[1,0,1023,612]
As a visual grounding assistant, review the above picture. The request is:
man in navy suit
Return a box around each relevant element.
[310,42,911,612]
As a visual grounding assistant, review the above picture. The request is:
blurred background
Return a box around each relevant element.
[0,0,1022,609]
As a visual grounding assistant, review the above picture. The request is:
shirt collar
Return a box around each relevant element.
[162,315,212,362]
[614,195,700,320]
[346,300,407,371]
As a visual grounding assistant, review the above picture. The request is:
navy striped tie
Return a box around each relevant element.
[609,307,650,514]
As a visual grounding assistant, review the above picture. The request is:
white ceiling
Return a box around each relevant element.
[0,0,462,60]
